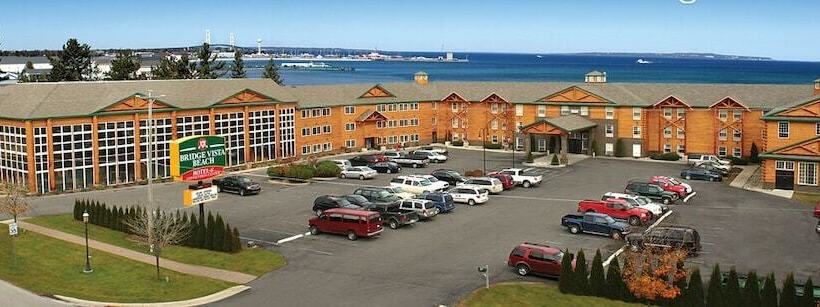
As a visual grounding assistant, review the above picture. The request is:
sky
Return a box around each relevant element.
[1,0,818,61]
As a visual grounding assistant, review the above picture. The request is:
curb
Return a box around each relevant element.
[54,285,251,307]
[267,179,311,186]
[593,156,687,165]
[602,209,674,268]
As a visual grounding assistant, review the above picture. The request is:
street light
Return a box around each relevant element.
[82,211,93,273]
[135,91,166,208]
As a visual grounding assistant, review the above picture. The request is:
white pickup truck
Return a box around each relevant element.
[498,168,542,188]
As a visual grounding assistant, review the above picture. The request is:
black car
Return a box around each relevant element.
[312,195,360,216]
[369,161,402,174]
[624,181,678,205]
[361,202,419,229]
[340,194,373,207]
[212,175,261,196]
[431,169,468,186]
[353,187,403,203]
[680,167,722,182]
[625,225,701,255]
[349,155,380,166]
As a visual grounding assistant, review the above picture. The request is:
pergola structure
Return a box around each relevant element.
[520,114,597,164]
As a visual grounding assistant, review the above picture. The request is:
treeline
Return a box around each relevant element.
[72,199,242,253]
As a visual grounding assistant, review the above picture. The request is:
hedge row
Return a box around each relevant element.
[648,151,682,161]
[267,160,341,180]
[72,199,242,253]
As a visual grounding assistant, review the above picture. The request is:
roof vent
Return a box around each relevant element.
[814,78,820,96]
[585,71,606,83]
[414,71,428,85]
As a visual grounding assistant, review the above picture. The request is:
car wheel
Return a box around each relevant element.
[346,231,358,241]
[685,175,691,180]
[523,181,531,188]
[516,264,530,276]
[628,216,640,226]
[216,185,222,192]
[569,225,580,234]
[359,175,364,180]
[468,199,476,206]
[611,231,622,240]
[309,226,319,235]
[708,177,714,182]
[413,164,418,168]
[662,198,670,205]
[315,209,323,216]
[341,173,347,179]
[386,169,391,174]
[239,189,246,196]
[389,219,399,229]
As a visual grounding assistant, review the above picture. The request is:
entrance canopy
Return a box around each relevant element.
[520,114,597,135]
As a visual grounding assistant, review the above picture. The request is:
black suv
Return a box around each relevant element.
[353,187,403,203]
[212,175,261,196]
[349,155,380,166]
[624,181,678,205]
[431,169,468,186]
[361,202,419,229]
[340,194,373,207]
[626,225,701,255]
[312,195,360,216]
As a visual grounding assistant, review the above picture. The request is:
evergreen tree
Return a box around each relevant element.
[799,278,814,307]
[262,58,283,85]
[213,214,225,252]
[151,53,194,79]
[196,213,207,248]
[186,214,198,247]
[574,249,589,295]
[47,38,94,81]
[707,264,725,307]
[230,50,246,78]
[605,256,625,300]
[106,50,141,80]
[232,227,242,252]
[685,268,706,307]
[559,249,574,293]
[750,143,760,163]
[725,267,743,306]
[223,223,234,252]
[761,273,778,307]
[780,273,797,307]
[744,271,762,307]
[194,43,225,79]
[73,200,80,221]
[589,249,606,297]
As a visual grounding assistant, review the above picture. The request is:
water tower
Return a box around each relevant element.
[205,29,211,44]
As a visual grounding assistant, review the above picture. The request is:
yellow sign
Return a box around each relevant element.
[182,186,219,207]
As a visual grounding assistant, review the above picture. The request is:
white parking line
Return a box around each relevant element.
[603,210,674,268]
[683,192,697,203]
[700,242,716,246]
[276,232,312,245]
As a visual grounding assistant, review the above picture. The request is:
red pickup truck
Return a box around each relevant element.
[577,199,651,226]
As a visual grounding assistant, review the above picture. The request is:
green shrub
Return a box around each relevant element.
[484,143,502,149]
[573,249,589,295]
[526,151,534,163]
[648,151,662,159]
[729,157,749,165]
[314,161,341,177]
[451,140,464,146]
[648,152,680,161]
[287,164,315,180]
[267,165,288,178]
[589,250,606,297]
[615,139,626,157]
[750,143,760,163]
[551,154,560,165]
[559,249,574,293]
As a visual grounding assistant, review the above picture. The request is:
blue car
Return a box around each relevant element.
[419,192,456,213]
[680,167,722,182]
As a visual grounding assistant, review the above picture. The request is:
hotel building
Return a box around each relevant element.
[0,72,819,194]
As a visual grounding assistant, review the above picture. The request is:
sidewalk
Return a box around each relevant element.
[3,221,256,284]
[0,279,67,307]
[728,165,794,199]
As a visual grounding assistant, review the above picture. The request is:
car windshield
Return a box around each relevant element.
[422,202,435,209]
[238,177,252,183]
[634,197,649,205]
[554,251,565,261]
[426,176,439,182]
[668,178,682,185]
[389,187,403,193]
[336,198,353,207]
[419,179,432,186]
[378,190,392,198]
[361,167,374,172]
[604,216,616,224]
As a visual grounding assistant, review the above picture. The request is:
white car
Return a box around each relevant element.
[448,186,489,206]
[383,151,403,159]
[340,166,377,180]
[331,159,352,170]
[695,161,731,173]
[389,176,442,195]
[419,146,448,155]
[498,168,542,188]
[397,199,439,219]
[408,174,450,191]
[602,192,668,218]
[413,150,448,163]
[687,154,730,166]
[381,186,414,200]
[458,177,504,194]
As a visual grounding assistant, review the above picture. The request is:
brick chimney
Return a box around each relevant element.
[814,78,820,96]
[585,71,606,83]
[414,71,428,85]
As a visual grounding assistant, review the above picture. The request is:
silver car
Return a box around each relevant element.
[340,166,378,180]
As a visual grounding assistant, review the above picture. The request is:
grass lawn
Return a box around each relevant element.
[0,224,234,303]
[792,191,820,206]
[458,282,641,307]
[26,214,286,276]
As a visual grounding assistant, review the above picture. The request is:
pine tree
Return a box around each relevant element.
[799,278,814,307]
[559,249,574,293]
[186,214,197,247]
[605,256,624,300]
[725,267,743,306]
[761,273,778,307]
[574,249,589,295]
[194,43,225,79]
[780,273,797,307]
[232,227,242,252]
[744,271,762,307]
[230,50,246,78]
[686,268,706,307]
[47,38,94,81]
[73,200,80,221]
[589,249,606,297]
[213,214,225,252]
[750,143,760,163]
[196,213,207,248]
[262,58,283,85]
[671,271,689,307]
[707,264,724,307]
[106,50,141,80]
[223,223,234,252]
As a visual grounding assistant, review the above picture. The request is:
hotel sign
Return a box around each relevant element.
[170,135,226,181]
[182,186,219,207]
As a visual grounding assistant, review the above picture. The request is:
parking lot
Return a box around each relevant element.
[25,148,820,307]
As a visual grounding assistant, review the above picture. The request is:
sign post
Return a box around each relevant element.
[8,223,18,236]
[170,135,226,215]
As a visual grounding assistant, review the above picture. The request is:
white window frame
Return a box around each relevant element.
[605,143,614,156]
[632,126,641,139]
[490,103,498,114]
[560,106,570,116]
[515,104,524,116]
[345,139,356,148]
[677,144,685,154]
[677,127,685,139]
[798,162,817,186]
[605,107,614,119]
[663,108,672,119]
[677,108,685,119]
[718,109,728,122]
[776,160,794,171]
[732,147,742,158]
[663,127,672,138]
[733,110,741,121]
[605,124,614,138]
[718,146,727,156]
[345,123,356,131]
[719,129,728,141]
[663,144,671,153]
[733,129,742,141]
[580,106,589,116]
[491,119,498,130]
[344,106,355,114]
[778,122,789,138]
[537,105,546,117]
[632,107,641,120]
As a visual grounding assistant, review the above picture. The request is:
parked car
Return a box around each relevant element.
[397,198,439,219]
[390,152,430,168]
[497,168,543,188]
[577,199,651,226]
[418,192,456,213]
[349,154,382,166]
[626,225,702,255]
[507,243,570,277]
[447,186,489,205]
[431,169,468,186]
[680,167,722,182]
[339,194,373,207]
[420,145,448,156]
[212,175,261,196]
[816,220,820,234]
[815,203,820,218]
[412,150,448,163]
[458,177,504,194]
[353,187,405,203]
[368,161,401,174]
[382,151,403,159]
[649,176,693,197]
[360,202,419,229]
[624,181,679,205]
[389,176,443,195]
[687,154,731,166]
[331,159,352,170]
[312,195,361,216]
[408,174,450,191]
[693,163,729,176]
[381,186,415,200]
[602,192,668,218]
[486,172,515,190]
[561,212,631,240]
[695,160,731,173]
[340,166,378,180]
[308,208,383,241]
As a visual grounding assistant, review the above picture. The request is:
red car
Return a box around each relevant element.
[814,203,820,218]
[649,176,692,197]
[578,199,651,226]
[308,208,383,241]
[508,242,573,277]
[487,172,515,190]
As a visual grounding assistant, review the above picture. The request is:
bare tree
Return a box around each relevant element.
[125,206,190,280]
[0,181,29,224]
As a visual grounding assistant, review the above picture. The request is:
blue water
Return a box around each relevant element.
[241,52,820,85]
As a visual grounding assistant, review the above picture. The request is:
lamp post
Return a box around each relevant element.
[135,91,165,208]
[480,128,487,174]
[82,211,93,273]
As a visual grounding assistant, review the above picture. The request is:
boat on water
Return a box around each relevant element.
[278,62,354,71]
[636,59,652,64]
[536,55,543,58]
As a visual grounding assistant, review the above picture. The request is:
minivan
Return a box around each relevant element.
[308,208,383,241]
[397,199,440,219]
[687,154,730,166]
